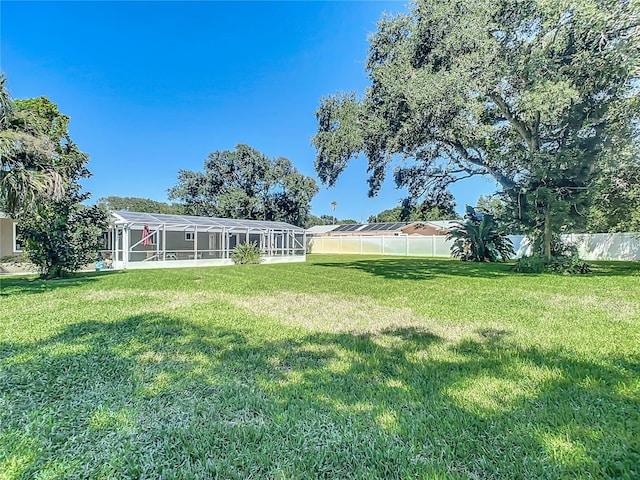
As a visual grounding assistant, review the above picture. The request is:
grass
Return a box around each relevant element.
[0,255,638,479]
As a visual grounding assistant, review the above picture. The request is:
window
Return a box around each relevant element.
[185,232,195,241]
[13,222,23,252]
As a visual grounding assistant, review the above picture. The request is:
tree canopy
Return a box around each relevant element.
[304,214,358,228]
[97,196,184,215]
[0,75,78,215]
[15,95,107,278]
[587,154,640,233]
[168,144,318,227]
[368,194,458,223]
[313,0,639,256]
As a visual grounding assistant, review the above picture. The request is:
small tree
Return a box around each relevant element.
[19,187,108,278]
[447,206,514,262]
[11,95,108,278]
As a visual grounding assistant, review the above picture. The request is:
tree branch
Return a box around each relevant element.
[488,93,534,151]
[448,139,517,190]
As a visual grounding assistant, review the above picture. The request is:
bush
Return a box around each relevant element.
[511,255,548,273]
[513,234,591,274]
[20,199,109,279]
[447,205,515,262]
[231,242,262,265]
[512,253,592,274]
[547,254,592,274]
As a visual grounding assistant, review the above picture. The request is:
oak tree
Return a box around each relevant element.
[313,0,639,257]
[169,144,318,227]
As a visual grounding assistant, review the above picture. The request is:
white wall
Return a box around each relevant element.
[308,233,640,261]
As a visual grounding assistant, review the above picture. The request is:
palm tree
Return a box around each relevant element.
[330,201,337,224]
[0,74,63,215]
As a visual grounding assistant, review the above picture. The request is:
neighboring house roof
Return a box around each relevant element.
[420,220,459,231]
[307,220,459,236]
[330,223,366,233]
[321,222,412,234]
[110,210,304,232]
[306,225,340,235]
[346,222,410,233]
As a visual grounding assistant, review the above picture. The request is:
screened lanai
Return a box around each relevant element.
[104,211,306,269]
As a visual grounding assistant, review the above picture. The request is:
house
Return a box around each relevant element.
[402,220,459,236]
[0,210,307,270]
[0,213,21,259]
[306,224,341,237]
[306,220,459,237]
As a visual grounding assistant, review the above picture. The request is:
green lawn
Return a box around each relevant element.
[1,255,639,479]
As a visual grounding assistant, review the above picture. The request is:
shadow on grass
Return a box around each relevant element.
[0,269,125,296]
[312,256,516,280]
[1,313,638,479]
[589,260,640,276]
[310,256,640,280]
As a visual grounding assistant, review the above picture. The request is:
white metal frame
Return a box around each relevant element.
[104,211,306,269]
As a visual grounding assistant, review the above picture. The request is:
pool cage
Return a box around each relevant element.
[104,211,306,269]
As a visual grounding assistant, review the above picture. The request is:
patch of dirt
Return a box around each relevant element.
[81,289,135,301]
[546,294,639,321]
[228,291,488,342]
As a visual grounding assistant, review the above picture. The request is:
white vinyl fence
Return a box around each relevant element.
[308,233,640,261]
[562,233,640,261]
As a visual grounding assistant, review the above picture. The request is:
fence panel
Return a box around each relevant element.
[510,235,531,258]
[318,237,341,254]
[407,237,433,256]
[567,233,640,261]
[308,233,640,261]
[341,237,361,254]
[361,236,383,254]
[382,236,407,255]
[433,237,451,257]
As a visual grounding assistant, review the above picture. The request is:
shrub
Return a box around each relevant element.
[532,233,577,258]
[547,254,592,274]
[231,242,262,265]
[20,199,109,279]
[511,255,548,273]
[447,205,515,262]
[512,253,592,274]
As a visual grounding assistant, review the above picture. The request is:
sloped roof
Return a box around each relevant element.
[306,220,460,236]
[418,220,459,230]
[357,222,410,232]
[110,211,304,232]
[306,224,340,234]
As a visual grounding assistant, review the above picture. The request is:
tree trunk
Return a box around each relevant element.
[544,204,552,260]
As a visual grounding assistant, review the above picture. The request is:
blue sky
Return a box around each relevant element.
[2,1,498,221]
